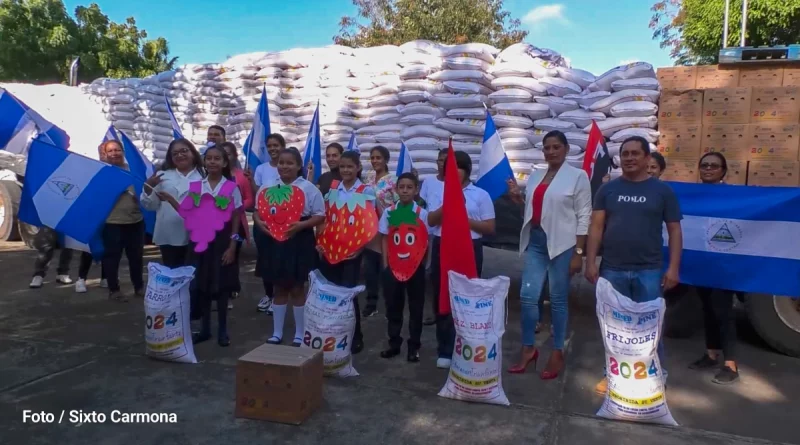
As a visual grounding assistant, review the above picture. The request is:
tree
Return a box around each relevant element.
[650,0,800,65]
[333,0,527,49]
[0,0,177,83]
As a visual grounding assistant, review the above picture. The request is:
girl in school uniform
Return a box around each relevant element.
[222,142,254,308]
[316,150,376,355]
[427,150,496,369]
[379,172,429,362]
[255,148,325,346]
[158,145,243,347]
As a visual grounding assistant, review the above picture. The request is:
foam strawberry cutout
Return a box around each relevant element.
[257,183,305,242]
[386,203,428,281]
[317,186,378,264]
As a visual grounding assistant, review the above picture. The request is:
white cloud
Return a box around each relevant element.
[522,4,569,27]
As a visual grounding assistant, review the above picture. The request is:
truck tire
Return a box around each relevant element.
[0,180,22,242]
[745,294,800,358]
[663,284,703,339]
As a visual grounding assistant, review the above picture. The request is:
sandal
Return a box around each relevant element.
[292,337,303,347]
[266,336,282,345]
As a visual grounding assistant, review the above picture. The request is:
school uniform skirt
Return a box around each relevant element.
[189,220,239,305]
[257,216,316,288]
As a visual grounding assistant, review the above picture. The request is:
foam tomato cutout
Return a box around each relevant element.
[386,203,428,281]
[317,185,378,264]
[257,184,305,242]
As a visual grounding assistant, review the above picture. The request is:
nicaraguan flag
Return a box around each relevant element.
[105,125,156,235]
[664,182,800,296]
[396,141,414,175]
[18,139,135,245]
[475,112,514,201]
[0,88,70,154]
[303,102,322,183]
[242,86,272,169]
[164,95,184,140]
[347,132,359,153]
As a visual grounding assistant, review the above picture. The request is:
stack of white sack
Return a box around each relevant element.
[84,78,156,159]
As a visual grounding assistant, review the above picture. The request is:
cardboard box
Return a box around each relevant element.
[700,123,750,160]
[747,123,800,161]
[658,90,703,125]
[702,87,752,124]
[738,67,784,88]
[724,160,747,185]
[661,158,699,183]
[784,68,800,87]
[696,65,740,89]
[235,344,323,425]
[749,86,800,123]
[657,124,702,159]
[747,160,800,187]
[657,66,697,90]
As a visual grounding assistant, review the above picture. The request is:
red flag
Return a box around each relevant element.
[581,120,614,197]
[439,140,478,315]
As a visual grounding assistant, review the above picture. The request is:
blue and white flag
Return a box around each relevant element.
[242,86,272,170]
[396,141,414,176]
[0,88,70,154]
[347,132,359,153]
[105,125,156,235]
[18,139,135,245]
[164,95,184,140]
[303,102,322,183]
[475,112,514,201]
[665,182,800,297]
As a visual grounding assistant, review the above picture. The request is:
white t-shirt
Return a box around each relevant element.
[253,162,279,188]
[257,177,325,218]
[202,176,243,209]
[419,177,443,234]
[428,183,495,239]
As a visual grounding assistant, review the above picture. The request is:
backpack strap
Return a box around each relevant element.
[219,178,237,196]
[414,203,422,216]
[188,180,202,194]
[355,183,367,193]
[330,179,340,190]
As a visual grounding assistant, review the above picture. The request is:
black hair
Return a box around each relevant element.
[203,144,233,180]
[267,133,286,148]
[699,152,728,180]
[208,125,226,138]
[396,172,419,187]
[543,130,569,147]
[161,138,203,173]
[220,141,240,169]
[326,142,345,154]
[621,136,651,155]
[339,150,363,180]
[370,145,391,173]
[279,147,305,179]
[438,148,448,156]
[649,151,667,172]
[442,150,473,181]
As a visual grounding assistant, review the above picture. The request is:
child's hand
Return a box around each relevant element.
[285,221,303,238]
[315,245,324,255]
[221,246,236,265]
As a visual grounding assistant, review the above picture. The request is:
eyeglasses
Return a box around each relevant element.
[172,148,190,156]
[700,163,722,170]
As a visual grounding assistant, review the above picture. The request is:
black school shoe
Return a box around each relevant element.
[712,366,740,385]
[688,354,720,370]
[380,348,401,359]
[362,305,378,318]
[218,334,230,347]
[407,348,420,363]
[352,338,365,355]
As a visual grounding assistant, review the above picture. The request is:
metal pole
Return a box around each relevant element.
[740,0,748,47]
[722,0,730,48]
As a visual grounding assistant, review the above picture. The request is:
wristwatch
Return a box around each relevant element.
[575,247,584,255]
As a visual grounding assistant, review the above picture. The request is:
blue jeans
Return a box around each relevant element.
[520,228,572,349]
[600,267,668,378]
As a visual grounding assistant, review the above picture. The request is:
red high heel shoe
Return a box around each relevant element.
[508,349,539,374]
[540,351,564,380]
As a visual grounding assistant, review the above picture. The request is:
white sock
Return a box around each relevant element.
[293,305,305,340]
[271,304,287,339]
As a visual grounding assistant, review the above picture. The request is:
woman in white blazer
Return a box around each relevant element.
[506,131,592,379]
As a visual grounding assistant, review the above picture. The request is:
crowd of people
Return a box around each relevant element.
[26,126,742,386]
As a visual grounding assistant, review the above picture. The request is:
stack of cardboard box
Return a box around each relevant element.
[655,65,800,187]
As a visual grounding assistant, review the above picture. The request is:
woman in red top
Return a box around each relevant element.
[506,131,592,379]
[222,142,254,304]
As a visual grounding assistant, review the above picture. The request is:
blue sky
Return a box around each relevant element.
[64,0,673,75]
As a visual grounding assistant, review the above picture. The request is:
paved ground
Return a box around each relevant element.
[0,241,797,445]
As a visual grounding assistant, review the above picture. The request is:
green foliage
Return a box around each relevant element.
[650,0,800,65]
[0,0,177,83]
[334,0,527,49]
[387,203,419,227]
[265,184,294,205]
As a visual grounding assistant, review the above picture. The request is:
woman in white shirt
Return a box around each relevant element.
[418,148,447,326]
[141,138,204,268]
[427,150,496,369]
[506,131,592,379]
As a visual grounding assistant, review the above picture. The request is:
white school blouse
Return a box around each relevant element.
[140,168,204,246]
[254,162,279,188]
[428,183,495,239]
